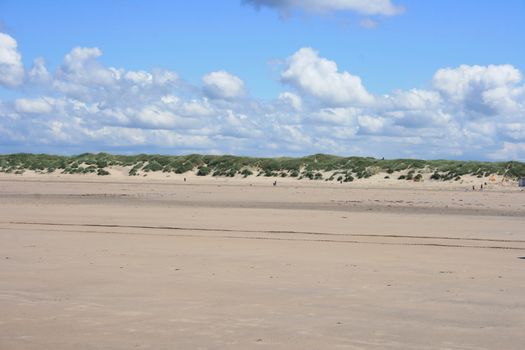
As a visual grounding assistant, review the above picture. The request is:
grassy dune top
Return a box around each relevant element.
[1,153,524,181]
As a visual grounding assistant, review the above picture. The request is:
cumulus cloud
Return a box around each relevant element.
[0,32,24,87]
[489,142,525,161]
[202,71,245,99]
[151,69,179,86]
[51,47,118,100]
[125,70,153,85]
[385,89,442,110]
[28,57,51,84]
[47,47,181,110]
[243,0,403,16]
[433,64,523,115]
[357,115,385,133]
[0,35,524,161]
[134,105,203,130]
[278,91,302,110]
[58,47,116,86]
[311,107,361,125]
[179,99,214,117]
[14,98,54,114]
[282,47,374,107]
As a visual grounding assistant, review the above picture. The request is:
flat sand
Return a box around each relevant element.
[1,174,524,349]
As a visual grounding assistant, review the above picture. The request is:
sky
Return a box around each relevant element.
[0,0,524,160]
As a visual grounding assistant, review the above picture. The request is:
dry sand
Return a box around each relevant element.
[1,174,524,349]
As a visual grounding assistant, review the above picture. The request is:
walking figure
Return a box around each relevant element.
[273,181,277,186]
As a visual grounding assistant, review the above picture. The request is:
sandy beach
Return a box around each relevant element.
[1,174,524,349]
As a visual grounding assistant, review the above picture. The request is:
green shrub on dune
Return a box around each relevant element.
[197,166,210,176]
[240,168,253,178]
[97,169,110,176]
[0,153,523,181]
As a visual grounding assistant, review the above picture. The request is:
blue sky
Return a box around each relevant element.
[0,0,524,160]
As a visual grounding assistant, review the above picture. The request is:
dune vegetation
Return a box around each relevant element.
[0,153,524,182]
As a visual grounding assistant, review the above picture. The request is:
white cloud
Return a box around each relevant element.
[432,64,523,115]
[499,123,525,142]
[384,89,442,110]
[311,107,361,125]
[181,99,213,117]
[135,106,180,129]
[52,47,120,100]
[152,69,179,86]
[278,91,302,110]
[282,47,374,107]
[488,142,525,161]
[160,95,213,117]
[243,0,403,16]
[76,126,214,150]
[136,105,206,130]
[0,32,24,87]
[28,57,51,84]
[433,64,522,98]
[270,124,313,151]
[482,85,524,115]
[14,98,54,114]
[202,70,245,99]
[357,115,385,133]
[58,47,116,86]
[160,95,180,105]
[125,70,153,85]
[220,110,263,138]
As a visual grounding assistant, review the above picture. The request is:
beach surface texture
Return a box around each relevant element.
[1,173,524,349]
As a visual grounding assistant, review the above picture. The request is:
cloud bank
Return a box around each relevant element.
[1,32,524,160]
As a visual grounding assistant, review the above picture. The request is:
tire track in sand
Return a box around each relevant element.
[2,221,525,251]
